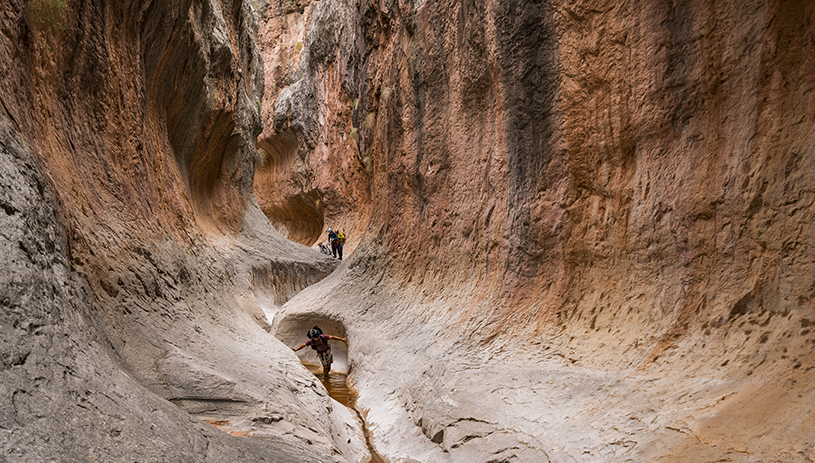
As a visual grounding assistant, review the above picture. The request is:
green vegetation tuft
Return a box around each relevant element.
[28,0,68,32]
[365,112,376,129]
[248,1,268,19]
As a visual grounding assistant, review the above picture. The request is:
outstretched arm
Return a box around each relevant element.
[292,342,308,352]
[328,336,347,343]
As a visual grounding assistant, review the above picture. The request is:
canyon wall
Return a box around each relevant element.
[253,0,370,250]
[1,0,814,461]
[262,0,815,461]
[0,0,368,461]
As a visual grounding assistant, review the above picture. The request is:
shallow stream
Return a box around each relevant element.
[302,362,385,463]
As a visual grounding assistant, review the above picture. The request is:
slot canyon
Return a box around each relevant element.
[1,0,814,461]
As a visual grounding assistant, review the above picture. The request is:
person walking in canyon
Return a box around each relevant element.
[292,326,347,378]
[328,228,339,258]
[336,230,346,260]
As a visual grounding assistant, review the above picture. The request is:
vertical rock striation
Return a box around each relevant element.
[1,0,366,461]
[265,0,815,461]
[253,0,371,249]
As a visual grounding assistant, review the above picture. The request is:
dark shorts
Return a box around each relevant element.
[317,348,333,367]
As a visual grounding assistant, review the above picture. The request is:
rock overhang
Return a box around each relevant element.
[275,312,350,373]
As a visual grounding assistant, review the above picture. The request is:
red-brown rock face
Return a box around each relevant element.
[1,1,360,461]
[262,0,815,460]
[253,0,371,250]
[2,0,814,460]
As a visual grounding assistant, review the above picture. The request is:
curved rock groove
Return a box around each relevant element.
[275,313,349,374]
[280,314,387,463]
[255,129,326,246]
[4,0,815,462]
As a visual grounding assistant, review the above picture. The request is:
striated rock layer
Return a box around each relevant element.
[261,0,815,461]
[1,0,368,461]
[1,0,814,461]
[253,0,371,251]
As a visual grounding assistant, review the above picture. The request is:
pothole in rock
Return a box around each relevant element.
[275,313,349,373]
[302,362,357,407]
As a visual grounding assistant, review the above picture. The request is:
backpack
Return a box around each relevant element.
[338,232,346,244]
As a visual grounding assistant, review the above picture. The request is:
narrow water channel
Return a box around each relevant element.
[302,363,385,463]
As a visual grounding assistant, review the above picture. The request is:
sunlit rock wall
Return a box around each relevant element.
[0,0,365,461]
[253,0,371,249]
[266,0,815,460]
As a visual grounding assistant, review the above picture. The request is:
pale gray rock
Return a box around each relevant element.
[0,0,367,460]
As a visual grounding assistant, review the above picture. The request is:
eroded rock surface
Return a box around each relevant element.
[262,0,815,461]
[1,0,366,461]
[2,0,815,461]
[253,0,371,250]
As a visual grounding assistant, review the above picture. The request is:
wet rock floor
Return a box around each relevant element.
[202,362,385,463]
[301,362,385,463]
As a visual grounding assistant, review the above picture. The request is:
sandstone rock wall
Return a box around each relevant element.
[1,0,366,461]
[266,0,815,460]
[253,0,371,250]
[2,0,814,460]
[0,105,334,461]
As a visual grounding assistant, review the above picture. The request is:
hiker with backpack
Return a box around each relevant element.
[327,228,339,258]
[336,230,346,260]
[292,326,347,378]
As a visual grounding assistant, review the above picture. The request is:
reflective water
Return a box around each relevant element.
[302,362,358,407]
[302,363,385,463]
